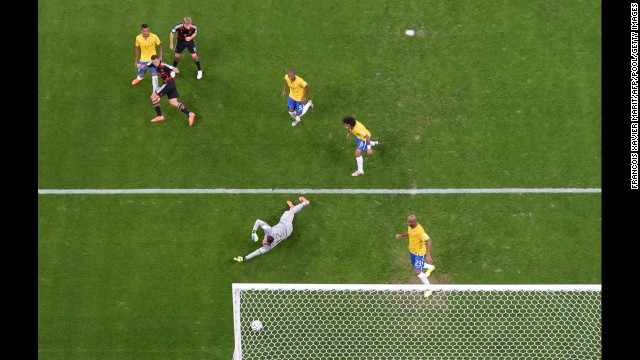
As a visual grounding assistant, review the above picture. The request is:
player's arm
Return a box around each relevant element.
[425,238,433,263]
[282,81,288,98]
[395,232,408,239]
[302,84,309,102]
[157,43,163,60]
[169,31,175,50]
[134,46,140,66]
[188,30,198,41]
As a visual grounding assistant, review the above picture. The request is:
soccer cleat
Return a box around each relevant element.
[351,171,363,177]
[424,291,433,298]
[188,112,196,126]
[371,141,379,147]
[131,78,142,85]
[197,70,203,79]
[234,256,244,262]
[425,265,436,277]
[151,115,165,122]
[291,119,301,126]
[299,196,310,205]
[308,100,314,108]
[287,200,294,208]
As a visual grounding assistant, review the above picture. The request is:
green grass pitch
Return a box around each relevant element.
[38,0,601,359]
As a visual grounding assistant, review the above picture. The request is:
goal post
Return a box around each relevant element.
[232,283,601,360]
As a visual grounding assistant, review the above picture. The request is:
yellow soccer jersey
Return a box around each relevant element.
[407,223,430,255]
[350,120,371,141]
[284,74,308,101]
[135,32,161,62]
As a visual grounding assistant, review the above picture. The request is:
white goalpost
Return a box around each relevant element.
[232,283,601,360]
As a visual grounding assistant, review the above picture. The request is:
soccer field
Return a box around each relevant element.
[38,1,601,359]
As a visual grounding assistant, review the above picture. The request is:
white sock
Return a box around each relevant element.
[136,75,143,81]
[356,156,364,173]
[424,263,435,270]
[289,111,297,119]
[152,75,158,92]
[301,102,312,116]
[371,141,378,147]
[417,272,431,285]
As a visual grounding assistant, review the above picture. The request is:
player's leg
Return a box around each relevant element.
[412,254,433,297]
[150,91,164,122]
[189,44,202,79]
[132,63,147,85]
[168,88,196,126]
[424,262,436,276]
[290,197,309,214]
[292,102,304,126]
[173,42,185,66]
[301,99,313,116]
[352,144,365,176]
[150,66,159,92]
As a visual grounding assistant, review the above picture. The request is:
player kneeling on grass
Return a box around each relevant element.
[136,55,196,126]
[234,196,310,262]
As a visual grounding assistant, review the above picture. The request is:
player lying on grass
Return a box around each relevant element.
[234,196,310,262]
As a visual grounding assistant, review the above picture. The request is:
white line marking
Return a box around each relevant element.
[37,188,601,195]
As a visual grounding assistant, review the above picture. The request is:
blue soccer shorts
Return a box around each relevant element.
[287,97,304,114]
[410,252,426,271]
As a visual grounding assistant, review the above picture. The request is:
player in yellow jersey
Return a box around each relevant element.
[342,116,380,176]
[282,68,313,126]
[395,214,436,297]
[132,24,163,91]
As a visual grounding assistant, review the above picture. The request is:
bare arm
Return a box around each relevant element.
[282,81,288,98]
[134,47,140,66]
[157,43,163,60]
[302,84,309,102]
[169,32,175,50]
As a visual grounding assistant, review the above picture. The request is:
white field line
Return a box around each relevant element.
[38,188,601,195]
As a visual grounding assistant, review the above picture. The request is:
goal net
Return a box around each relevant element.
[232,283,601,360]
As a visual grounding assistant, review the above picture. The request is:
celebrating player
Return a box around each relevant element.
[234,197,311,262]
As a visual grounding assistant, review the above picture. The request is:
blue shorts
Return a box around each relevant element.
[410,253,426,271]
[287,97,304,114]
[355,138,368,151]
[137,61,158,75]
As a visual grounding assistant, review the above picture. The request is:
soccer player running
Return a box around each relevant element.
[395,214,436,297]
[234,196,311,262]
[132,23,163,91]
[282,68,313,126]
[136,55,196,126]
[342,116,379,177]
[169,17,203,80]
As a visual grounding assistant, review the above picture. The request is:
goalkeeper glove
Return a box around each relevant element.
[251,232,259,242]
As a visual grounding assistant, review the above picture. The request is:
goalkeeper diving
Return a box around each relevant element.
[234,196,310,262]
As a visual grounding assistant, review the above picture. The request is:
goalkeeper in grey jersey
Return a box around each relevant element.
[234,196,310,262]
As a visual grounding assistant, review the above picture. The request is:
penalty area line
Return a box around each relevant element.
[37,188,602,195]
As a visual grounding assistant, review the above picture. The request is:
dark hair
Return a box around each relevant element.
[266,235,274,244]
[151,55,159,60]
[141,23,149,29]
[342,116,356,126]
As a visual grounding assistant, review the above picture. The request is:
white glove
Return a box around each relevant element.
[251,233,259,242]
